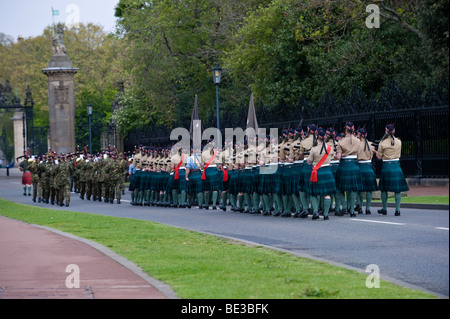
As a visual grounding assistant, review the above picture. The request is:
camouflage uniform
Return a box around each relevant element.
[38,157,49,203]
[56,158,73,206]
[28,160,40,202]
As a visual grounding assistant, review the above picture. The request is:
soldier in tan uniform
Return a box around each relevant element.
[335,121,362,217]
[356,128,377,214]
[298,124,317,217]
[221,138,235,211]
[374,124,409,216]
[307,127,336,220]
[201,140,222,209]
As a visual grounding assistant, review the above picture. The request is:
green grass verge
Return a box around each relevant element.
[0,198,436,299]
[372,196,449,205]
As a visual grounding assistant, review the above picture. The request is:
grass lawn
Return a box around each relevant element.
[0,198,436,299]
[372,196,449,205]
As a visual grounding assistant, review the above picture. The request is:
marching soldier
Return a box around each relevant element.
[201,142,219,209]
[28,157,40,202]
[356,128,377,214]
[298,124,317,217]
[38,154,49,203]
[307,127,336,220]
[185,145,204,208]
[18,156,32,196]
[375,124,409,216]
[56,154,73,207]
[335,122,362,217]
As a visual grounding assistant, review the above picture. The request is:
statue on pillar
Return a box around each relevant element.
[52,23,66,55]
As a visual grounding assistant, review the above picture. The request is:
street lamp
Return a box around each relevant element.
[87,103,93,154]
[212,63,222,142]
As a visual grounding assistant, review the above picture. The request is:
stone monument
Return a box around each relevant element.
[42,23,78,154]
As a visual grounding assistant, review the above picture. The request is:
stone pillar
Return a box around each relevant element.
[12,110,26,166]
[111,80,124,154]
[42,23,78,155]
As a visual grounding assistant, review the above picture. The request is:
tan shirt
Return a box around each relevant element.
[133,152,142,169]
[357,138,375,161]
[337,134,360,157]
[299,134,314,155]
[308,143,334,166]
[279,138,293,162]
[378,136,401,160]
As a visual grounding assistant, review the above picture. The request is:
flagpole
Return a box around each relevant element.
[52,7,55,36]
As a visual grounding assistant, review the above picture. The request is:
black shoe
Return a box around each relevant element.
[292,211,301,218]
[395,210,401,216]
[350,212,356,217]
[59,203,64,207]
[281,211,291,217]
[365,209,371,215]
[212,206,217,210]
[299,210,309,218]
[377,209,387,215]
[80,195,84,200]
[324,216,329,220]
[355,205,363,214]
[312,212,320,220]
[262,210,271,216]
[220,205,226,211]
[32,197,36,202]
[273,211,281,216]
[65,203,69,207]
[117,199,121,204]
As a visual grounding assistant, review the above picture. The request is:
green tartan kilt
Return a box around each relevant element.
[289,162,303,194]
[252,167,261,194]
[148,172,157,191]
[330,161,339,177]
[259,164,282,194]
[166,173,174,192]
[300,162,313,194]
[309,166,336,196]
[237,169,254,194]
[282,164,295,195]
[157,172,169,191]
[378,161,409,193]
[357,162,378,192]
[133,170,143,191]
[336,159,362,192]
[228,170,239,195]
[171,169,187,193]
[203,167,222,192]
[128,174,137,191]
[187,170,203,194]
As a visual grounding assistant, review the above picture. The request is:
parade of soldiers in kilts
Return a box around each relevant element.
[125,122,409,219]
[18,122,409,219]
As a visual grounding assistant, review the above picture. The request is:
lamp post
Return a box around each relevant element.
[212,63,222,142]
[87,103,93,154]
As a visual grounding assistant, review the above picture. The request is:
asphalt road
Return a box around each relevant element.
[1,169,448,298]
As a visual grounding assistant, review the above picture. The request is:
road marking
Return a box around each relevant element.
[349,219,405,226]
[435,227,449,231]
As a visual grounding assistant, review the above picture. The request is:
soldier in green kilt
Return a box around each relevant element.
[307,128,336,220]
[298,124,317,218]
[185,146,204,208]
[335,122,362,217]
[375,124,409,216]
[356,128,377,214]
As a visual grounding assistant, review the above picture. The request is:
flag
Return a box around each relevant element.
[189,95,202,149]
[246,93,259,132]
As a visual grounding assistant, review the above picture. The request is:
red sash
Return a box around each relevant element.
[222,167,229,182]
[174,154,185,180]
[202,150,217,180]
[310,145,331,183]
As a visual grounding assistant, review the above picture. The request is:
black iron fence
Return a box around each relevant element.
[124,80,449,178]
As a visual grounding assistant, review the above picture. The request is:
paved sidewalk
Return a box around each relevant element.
[0,216,177,299]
